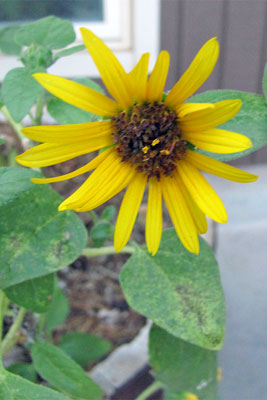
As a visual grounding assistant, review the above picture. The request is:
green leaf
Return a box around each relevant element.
[15,16,75,50]
[44,285,69,333]
[0,26,22,55]
[188,90,267,161]
[120,229,225,350]
[165,392,188,400]
[0,167,87,289]
[47,78,104,124]
[0,88,4,108]
[90,222,112,248]
[31,341,104,400]
[149,325,217,400]
[47,98,98,124]
[0,139,4,146]
[100,205,116,222]
[2,68,43,122]
[54,45,86,61]
[263,64,267,102]
[4,274,55,313]
[6,363,37,383]
[58,332,112,367]
[0,369,70,400]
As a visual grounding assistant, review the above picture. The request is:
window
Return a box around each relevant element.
[0,0,160,79]
[0,0,104,23]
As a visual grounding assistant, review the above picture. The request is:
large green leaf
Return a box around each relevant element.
[2,68,43,122]
[6,363,37,383]
[58,332,112,367]
[0,26,22,55]
[4,273,55,313]
[31,341,104,400]
[263,64,267,102]
[0,167,87,289]
[188,90,267,161]
[47,78,104,124]
[15,16,75,50]
[44,285,70,333]
[149,325,217,400]
[120,229,225,350]
[0,368,70,400]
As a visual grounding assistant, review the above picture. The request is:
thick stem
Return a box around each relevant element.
[0,106,24,141]
[1,307,26,357]
[82,245,135,258]
[0,291,6,347]
[135,381,163,400]
[37,314,46,337]
[0,291,6,368]
[35,93,45,125]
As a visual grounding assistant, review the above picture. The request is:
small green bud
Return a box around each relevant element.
[20,43,53,71]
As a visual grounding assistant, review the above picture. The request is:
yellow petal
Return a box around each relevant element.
[173,170,207,234]
[59,150,119,210]
[114,173,147,252]
[161,175,199,254]
[81,28,133,108]
[128,53,150,103]
[75,162,137,212]
[165,37,219,107]
[33,73,119,117]
[146,178,162,256]
[178,160,227,223]
[177,102,214,118]
[16,136,113,168]
[180,100,242,133]
[147,51,170,102]
[31,148,113,184]
[22,121,112,143]
[184,128,253,153]
[186,150,258,182]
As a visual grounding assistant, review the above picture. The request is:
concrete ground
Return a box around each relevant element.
[208,164,267,400]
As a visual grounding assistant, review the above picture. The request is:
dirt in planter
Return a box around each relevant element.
[55,253,146,353]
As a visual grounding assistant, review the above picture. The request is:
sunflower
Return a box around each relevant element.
[16,29,257,256]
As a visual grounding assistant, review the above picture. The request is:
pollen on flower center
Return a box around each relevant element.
[112,102,187,179]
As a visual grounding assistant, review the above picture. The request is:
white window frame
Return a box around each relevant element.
[0,0,160,80]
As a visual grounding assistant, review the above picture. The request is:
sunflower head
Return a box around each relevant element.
[112,102,186,180]
[16,28,257,256]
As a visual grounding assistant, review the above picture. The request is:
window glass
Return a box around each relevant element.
[0,0,103,23]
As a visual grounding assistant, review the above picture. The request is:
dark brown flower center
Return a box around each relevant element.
[111,102,187,179]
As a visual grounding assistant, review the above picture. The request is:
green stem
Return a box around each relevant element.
[35,93,45,125]
[0,106,24,141]
[1,307,26,357]
[28,111,37,125]
[135,381,163,400]
[37,314,46,338]
[82,245,135,258]
[0,290,7,370]
[0,291,6,364]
